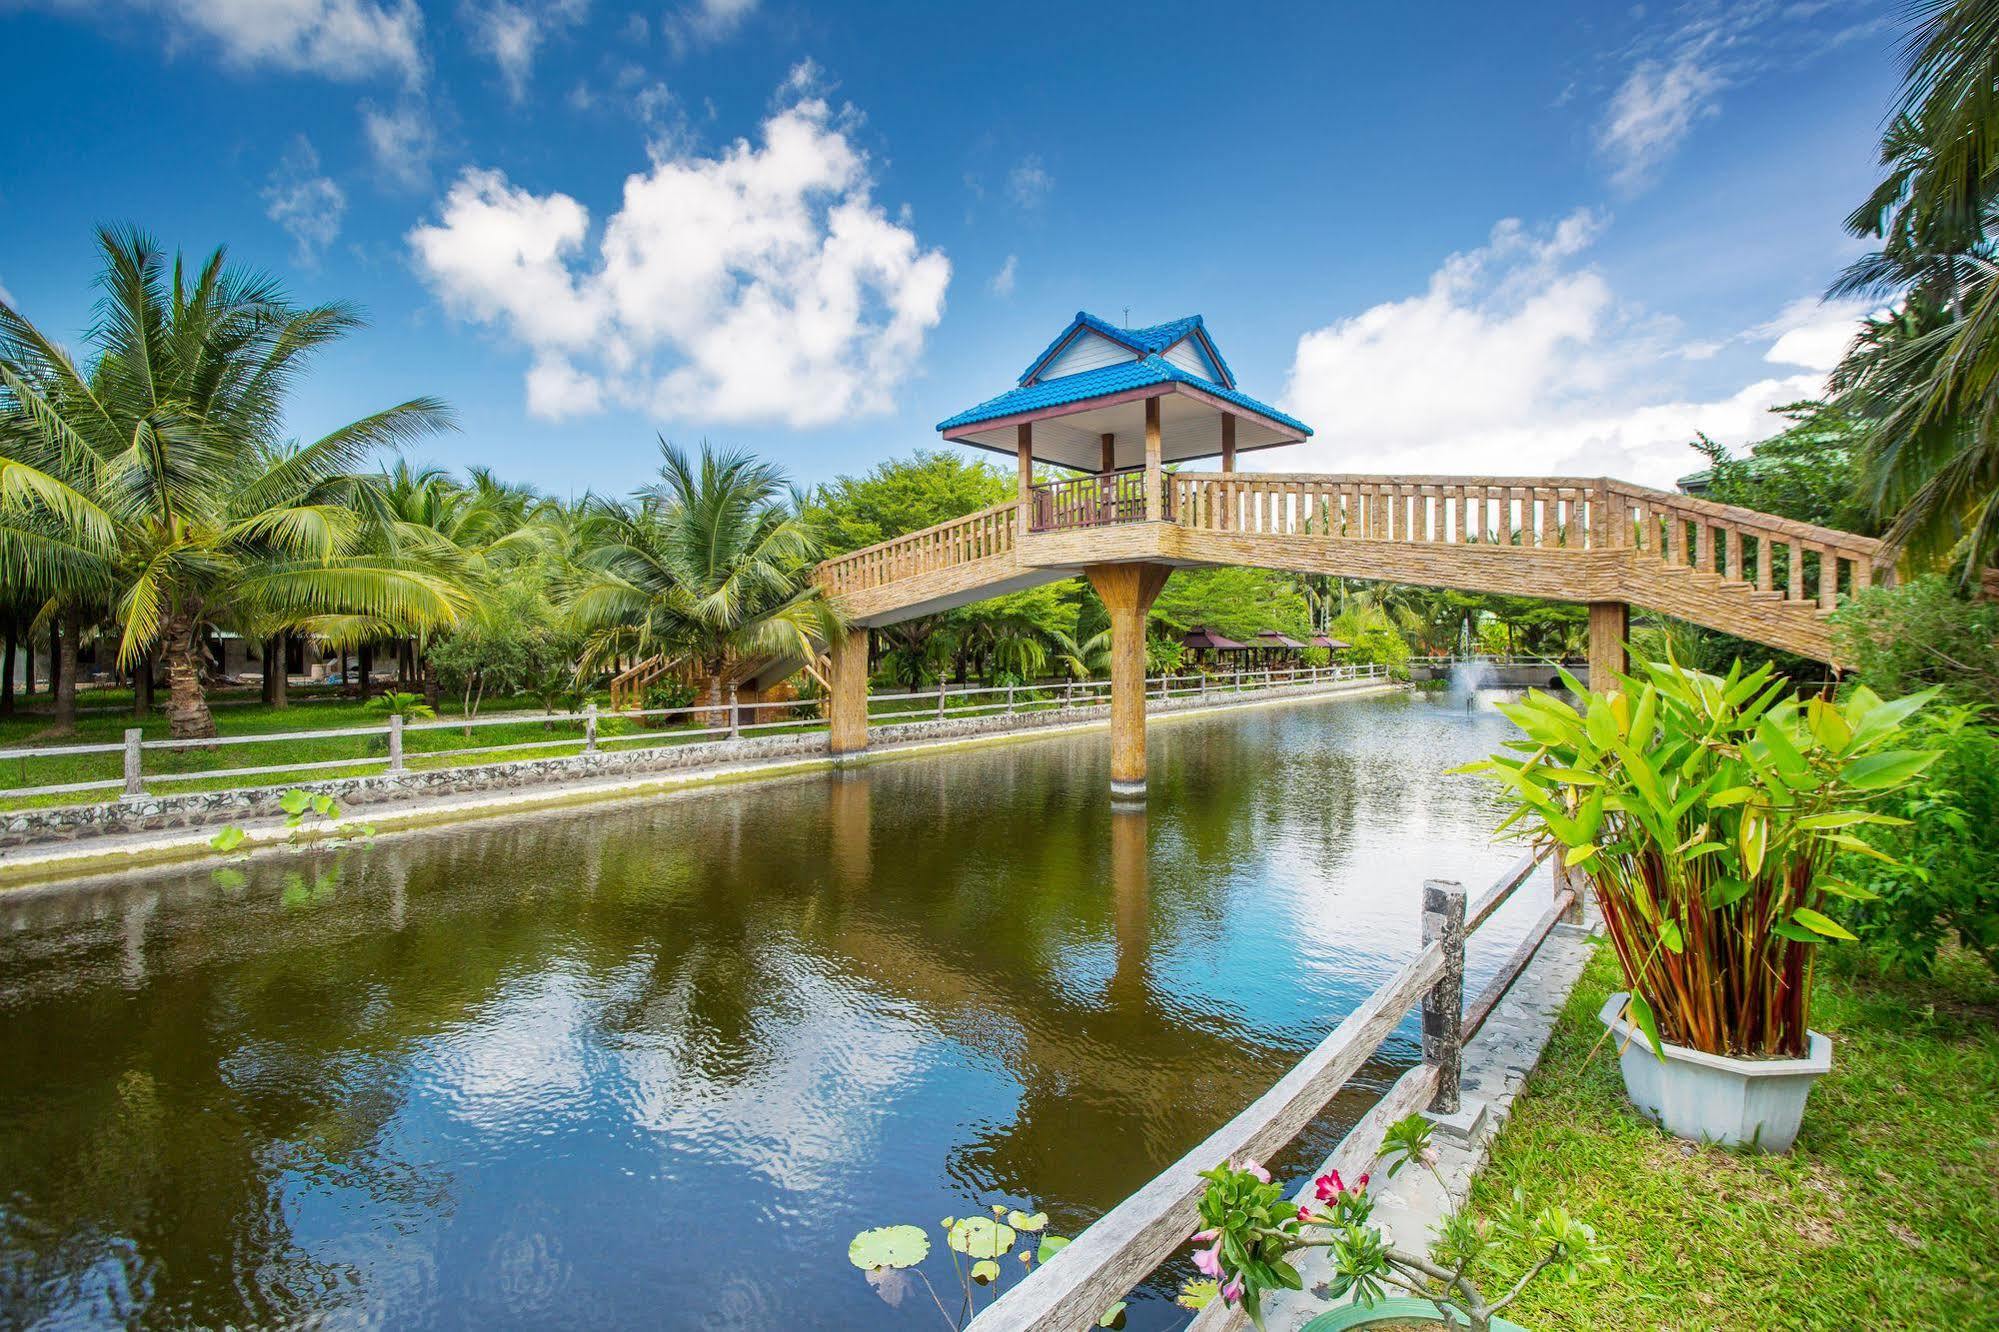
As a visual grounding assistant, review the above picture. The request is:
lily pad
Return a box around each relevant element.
[1036,1235,1070,1263]
[946,1215,1016,1259]
[1098,1301,1127,1328]
[848,1225,930,1270]
[970,1259,1001,1285]
[1177,1279,1219,1310]
[1006,1209,1048,1232]
[210,826,246,853]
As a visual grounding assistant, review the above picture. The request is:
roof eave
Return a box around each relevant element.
[937,379,1312,445]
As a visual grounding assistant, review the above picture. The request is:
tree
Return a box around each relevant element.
[811,449,1012,554]
[1831,0,1999,576]
[569,440,841,707]
[0,227,466,737]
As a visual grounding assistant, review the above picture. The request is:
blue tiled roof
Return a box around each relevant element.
[937,354,1312,436]
[1016,311,1235,388]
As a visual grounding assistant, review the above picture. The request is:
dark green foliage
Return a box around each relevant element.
[1837,705,1999,976]
[1830,576,1999,708]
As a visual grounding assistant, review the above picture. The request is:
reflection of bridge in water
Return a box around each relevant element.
[812,312,1888,797]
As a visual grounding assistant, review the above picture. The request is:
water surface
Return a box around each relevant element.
[0,690,1549,1330]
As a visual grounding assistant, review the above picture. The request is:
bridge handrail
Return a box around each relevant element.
[816,500,1022,596]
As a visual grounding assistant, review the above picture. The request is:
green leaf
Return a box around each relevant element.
[1791,907,1857,941]
[1659,919,1684,954]
[1625,993,1665,1059]
[209,825,246,853]
[1006,1210,1048,1232]
[1097,1301,1128,1328]
[1772,920,1822,944]
[1842,750,1939,791]
[1036,1235,1071,1263]
[1177,1280,1219,1310]
[848,1225,929,1270]
[946,1216,1016,1259]
[278,788,310,816]
[1706,786,1755,807]
[971,1259,1001,1285]
[1704,876,1752,909]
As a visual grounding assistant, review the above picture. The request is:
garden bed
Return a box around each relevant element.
[1456,944,1998,1329]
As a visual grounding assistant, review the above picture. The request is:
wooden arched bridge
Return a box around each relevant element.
[811,468,1887,794]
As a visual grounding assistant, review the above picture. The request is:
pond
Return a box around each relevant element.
[0,689,1552,1330]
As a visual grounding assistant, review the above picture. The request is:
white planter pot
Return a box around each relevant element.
[1599,992,1831,1153]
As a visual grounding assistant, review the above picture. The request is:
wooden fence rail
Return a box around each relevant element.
[967,843,1566,1332]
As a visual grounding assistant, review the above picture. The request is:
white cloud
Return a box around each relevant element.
[410,91,951,426]
[463,0,587,101]
[989,254,1017,297]
[362,98,435,189]
[1280,211,1866,488]
[1007,155,1052,210]
[1598,53,1722,192]
[263,137,347,265]
[37,0,426,85]
[665,0,758,51]
[1758,296,1869,371]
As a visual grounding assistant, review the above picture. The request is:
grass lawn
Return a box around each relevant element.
[1460,944,1999,1330]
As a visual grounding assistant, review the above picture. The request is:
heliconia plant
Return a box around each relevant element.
[1454,656,1938,1059]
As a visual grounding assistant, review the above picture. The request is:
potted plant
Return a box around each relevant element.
[1181,1115,1599,1330]
[1457,656,1936,1150]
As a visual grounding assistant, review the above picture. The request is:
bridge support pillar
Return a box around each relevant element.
[1087,562,1173,798]
[1587,601,1629,694]
[828,626,869,757]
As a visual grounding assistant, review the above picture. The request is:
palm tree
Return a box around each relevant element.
[1046,626,1112,680]
[1831,0,1999,575]
[0,227,467,737]
[568,440,841,708]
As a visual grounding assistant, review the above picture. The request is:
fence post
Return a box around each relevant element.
[122,728,144,797]
[584,702,599,755]
[1422,879,1467,1115]
[1006,683,1015,715]
[1554,854,1588,926]
[937,681,947,718]
[388,714,405,772]
[728,685,741,739]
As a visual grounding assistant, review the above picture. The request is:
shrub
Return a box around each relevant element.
[1831,576,1999,708]
[1837,705,1999,976]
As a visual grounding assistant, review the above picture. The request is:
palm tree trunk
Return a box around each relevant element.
[161,613,216,740]
[51,610,79,735]
[270,634,289,709]
[2,616,15,716]
[133,654,152,718]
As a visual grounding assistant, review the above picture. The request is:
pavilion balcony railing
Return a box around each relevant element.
[1029,469,1172,533]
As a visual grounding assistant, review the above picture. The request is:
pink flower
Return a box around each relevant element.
[1221,1276,1245,1306]
[1232,1158,1271,1184]
[1192,1228,1219,1245]
[1314,1170,1345,1201]
[1419,1147,1440,1170]
[1296,1205,1314,1223]
[1192,1240,1224,1279]
[1356,1173,1370,1191]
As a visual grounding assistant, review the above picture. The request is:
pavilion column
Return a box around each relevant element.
[1220,412,1236,473]
[1100,432,1116,475]
[1143,397,1163,522]
[1087,562,1172,798]
[828,625,870,757]
[1016,422,1034,538]
[1587,601,1629,694]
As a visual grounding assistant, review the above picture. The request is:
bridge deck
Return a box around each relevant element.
[817,472,1888,664]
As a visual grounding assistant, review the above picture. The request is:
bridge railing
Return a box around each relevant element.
[1605,481,1888,610]
[1029,469,1158,532]
[1171,473,1615,549]
[817,500,1022,597]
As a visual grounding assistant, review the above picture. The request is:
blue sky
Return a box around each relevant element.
[0,0,1901,496]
